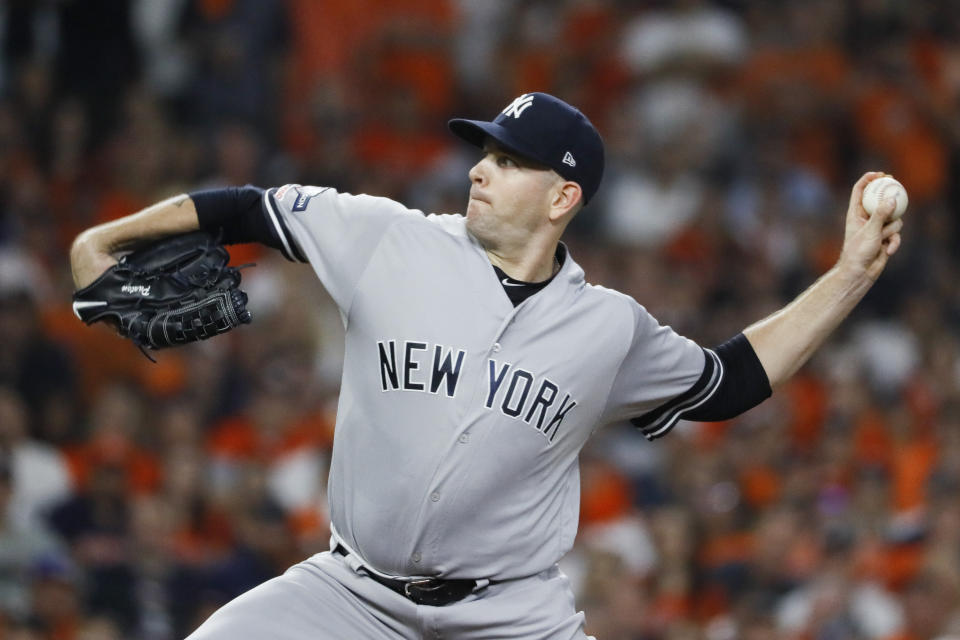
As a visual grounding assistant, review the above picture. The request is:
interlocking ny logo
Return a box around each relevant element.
[502,94,535,119]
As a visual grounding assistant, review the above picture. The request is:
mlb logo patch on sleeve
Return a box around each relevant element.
[292,186,331,212]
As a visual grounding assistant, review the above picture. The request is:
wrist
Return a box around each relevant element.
[829,260,876,301]
[834,251,875,283]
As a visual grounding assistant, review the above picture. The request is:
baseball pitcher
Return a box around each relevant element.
[70,93,904,639]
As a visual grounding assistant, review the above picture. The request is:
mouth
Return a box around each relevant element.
[469,192,491,206]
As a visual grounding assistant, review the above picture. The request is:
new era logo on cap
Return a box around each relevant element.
[448,92,605,204]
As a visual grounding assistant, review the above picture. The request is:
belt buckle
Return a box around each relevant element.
[404,578,443,600]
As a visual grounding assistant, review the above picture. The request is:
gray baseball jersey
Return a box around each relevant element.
[261,184,719,582]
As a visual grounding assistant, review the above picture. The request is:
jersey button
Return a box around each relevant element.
[492,343,501,352]
[459,433,470,444]
[412,552,421,563]
[430,492,440,502]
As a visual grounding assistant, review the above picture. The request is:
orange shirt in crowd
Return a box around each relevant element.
[206,411,333,462]
[64,436,161,496]
[281,0,454,160]
[785,374,829,454]
[740,45,852,184]
[853,80,946,204]
[892,437,937,513]
[854,410,894,470]
[579,462,632,527]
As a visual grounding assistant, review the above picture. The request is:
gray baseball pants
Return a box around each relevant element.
[185,550,593,639]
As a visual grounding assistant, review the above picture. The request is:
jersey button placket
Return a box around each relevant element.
[492,342,501,352]
[430,491,440,502]
[458,433,470,444]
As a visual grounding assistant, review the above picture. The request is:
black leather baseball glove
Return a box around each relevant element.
[72,232,252,357]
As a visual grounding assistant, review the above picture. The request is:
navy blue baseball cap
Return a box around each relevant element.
[448,92,605,205]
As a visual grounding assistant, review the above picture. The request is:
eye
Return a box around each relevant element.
[496,154,518,168]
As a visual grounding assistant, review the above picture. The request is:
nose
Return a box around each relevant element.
[469,156,487,186]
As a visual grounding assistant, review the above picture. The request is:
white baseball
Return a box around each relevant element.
[861,176,908,220]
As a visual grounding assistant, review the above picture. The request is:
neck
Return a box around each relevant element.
[485,240,559,283]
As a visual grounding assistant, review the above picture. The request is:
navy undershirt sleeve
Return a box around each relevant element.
[191,185,284,250]
[683,333,772,421]
[630,332,771,435]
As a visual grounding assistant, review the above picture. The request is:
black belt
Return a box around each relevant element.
[333,545,482,606]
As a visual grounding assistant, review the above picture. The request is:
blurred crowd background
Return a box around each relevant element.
[1,0,960,638]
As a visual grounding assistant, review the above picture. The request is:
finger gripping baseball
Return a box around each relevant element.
[72,231,252,354]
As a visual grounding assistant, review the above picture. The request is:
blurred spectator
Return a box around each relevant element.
[64,383,160,498]
[131,0,192,99]
[598,135,710,248]
[0,249,81,447]
[596,0,747,248]
[0,387,72,532]
[620,0,747,75]
[776,525,905,639]
[205,347,332,528]
[77,616,122,640]
[0,453,65,622]
[852,39,947,205]
[178,0,290,134]
[738,0,851,185]
[451,1,514,103]
[2,2,57,78]
[54,0,142,148]
[26,552,84,639]
[48,462,138,633]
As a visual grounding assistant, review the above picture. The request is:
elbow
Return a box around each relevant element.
[70,228,100,269]
[69,228,116,290]
[69,231,90,269]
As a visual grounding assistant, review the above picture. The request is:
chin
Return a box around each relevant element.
[465,200,485,227]
[465,208,493,243]
[465,210,481,234]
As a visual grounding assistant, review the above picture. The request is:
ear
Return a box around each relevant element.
[548,181,583,222]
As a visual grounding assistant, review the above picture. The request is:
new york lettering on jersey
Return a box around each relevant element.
[485,358,576,443]
[377,338,578,443]
[377,339,466,396]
